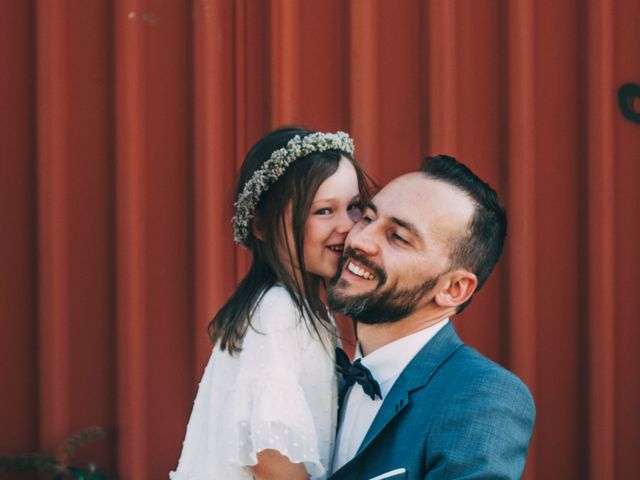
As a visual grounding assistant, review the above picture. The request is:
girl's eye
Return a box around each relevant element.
[347,204,362,222]
[361,215,373,225]
[315,208,332,215]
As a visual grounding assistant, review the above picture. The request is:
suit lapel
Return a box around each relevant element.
[355,322,464,455]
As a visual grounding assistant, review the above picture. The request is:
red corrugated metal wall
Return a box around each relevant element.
[1,1,639,479]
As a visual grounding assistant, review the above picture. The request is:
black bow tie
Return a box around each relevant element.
[335,347,382,400]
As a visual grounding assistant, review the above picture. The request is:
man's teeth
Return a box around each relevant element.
[347,261,376,280]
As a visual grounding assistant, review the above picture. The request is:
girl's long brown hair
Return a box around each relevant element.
[208,127,371,354]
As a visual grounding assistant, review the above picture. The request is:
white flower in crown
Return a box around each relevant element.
[232,131,355,245]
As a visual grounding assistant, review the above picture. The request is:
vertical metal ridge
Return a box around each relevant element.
[35,0,71,451]
[192,0,218,381]
[114,1,148,477]
[0,0,39,450]
[234,0,247,171]
[587,0,616,478]
[270,0,300,124]
[418,0,430,156]
[233,0,251,283]
[349,0,380,176]
[506,1,537,476]
[427,0,458,153]
[192,0,237,376]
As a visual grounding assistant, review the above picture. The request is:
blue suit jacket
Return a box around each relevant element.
[329,322,535,480]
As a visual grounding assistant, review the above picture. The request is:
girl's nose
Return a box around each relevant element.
[335,209,356,234]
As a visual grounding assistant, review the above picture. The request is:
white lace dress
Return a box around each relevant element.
[170,286,338,480]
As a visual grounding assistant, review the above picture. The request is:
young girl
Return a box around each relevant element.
[170,127,370,480]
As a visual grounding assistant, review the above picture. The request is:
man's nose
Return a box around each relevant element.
[346,222,380,256]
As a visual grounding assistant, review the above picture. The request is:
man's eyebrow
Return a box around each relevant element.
[367,201,422,239]
[391,216,422,238]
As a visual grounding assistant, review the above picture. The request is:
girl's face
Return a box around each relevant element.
[301,157,362,279]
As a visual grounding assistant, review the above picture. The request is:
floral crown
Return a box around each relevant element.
[232,131,355,245]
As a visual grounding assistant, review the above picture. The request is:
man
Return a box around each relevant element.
[327,155,535,480]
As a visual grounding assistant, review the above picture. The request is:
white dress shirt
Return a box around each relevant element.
[331,319,449,473]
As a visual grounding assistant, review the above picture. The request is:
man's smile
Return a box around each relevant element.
[346,260,376,280]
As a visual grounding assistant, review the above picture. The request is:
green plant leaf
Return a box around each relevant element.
[60,427,105,457]
[68,465,88,479]
[0,453,58,472]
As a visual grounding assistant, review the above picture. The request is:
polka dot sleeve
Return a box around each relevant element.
[219,292,325,477]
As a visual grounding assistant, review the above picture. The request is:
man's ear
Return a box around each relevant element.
[434,270,478,308]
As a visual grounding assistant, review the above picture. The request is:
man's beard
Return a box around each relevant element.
[327,248,440,325]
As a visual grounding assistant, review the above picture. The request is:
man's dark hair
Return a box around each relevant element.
[421,155,507,312]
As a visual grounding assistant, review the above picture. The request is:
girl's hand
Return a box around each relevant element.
[251,449,309,480]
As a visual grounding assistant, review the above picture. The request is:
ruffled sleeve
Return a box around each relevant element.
[219,288,326,478]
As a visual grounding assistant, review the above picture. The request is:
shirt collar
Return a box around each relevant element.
[355,319,449,386]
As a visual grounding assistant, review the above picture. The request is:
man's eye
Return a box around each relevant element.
[392,233,408,244]
[361,215,373,224]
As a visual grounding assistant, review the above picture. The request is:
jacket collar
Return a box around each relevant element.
[333,321,464,476]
